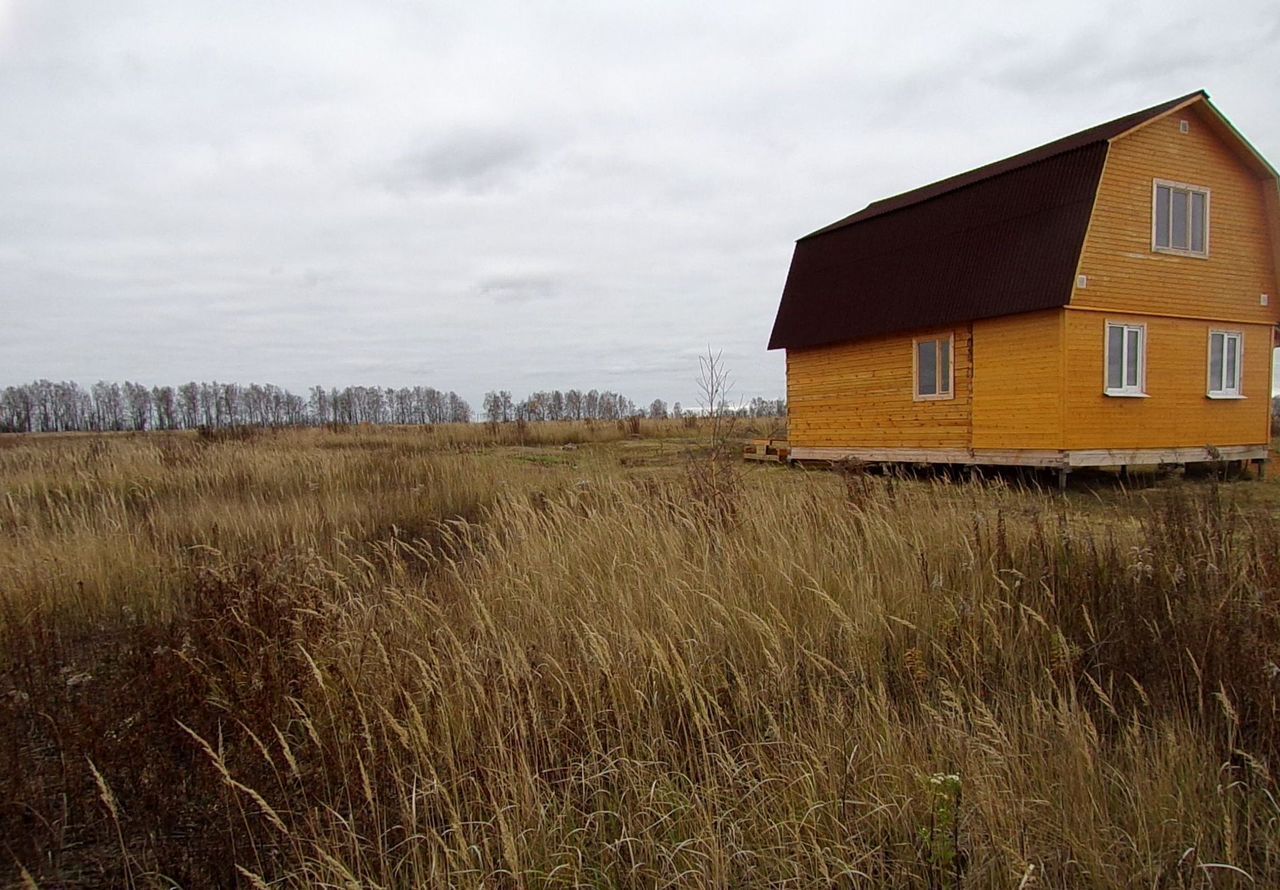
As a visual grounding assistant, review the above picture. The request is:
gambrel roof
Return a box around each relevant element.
[767,90,1274,351]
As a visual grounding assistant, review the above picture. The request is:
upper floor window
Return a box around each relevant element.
[1153,180,1209,257]
[914,335,953,401]
[1105,322,1146,397]
[1207,330,1243,398]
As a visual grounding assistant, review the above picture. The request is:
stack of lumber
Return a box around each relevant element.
[743,438,790,463]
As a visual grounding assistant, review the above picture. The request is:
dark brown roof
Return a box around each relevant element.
[768,91,1206,351]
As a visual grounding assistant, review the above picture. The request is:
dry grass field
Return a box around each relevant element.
[2,422,1280,888]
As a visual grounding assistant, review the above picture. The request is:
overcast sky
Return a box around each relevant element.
[2,0,1278,408]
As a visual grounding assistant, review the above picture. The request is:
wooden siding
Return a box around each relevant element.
[971,310,1064,450]
[786,325,971,449]
[1072,103,1280,323]
[1061,100,1278,451]
[1062,310,1274,450]
[1265,182,1280,307]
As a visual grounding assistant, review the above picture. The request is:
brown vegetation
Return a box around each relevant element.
[2,423,1279,887]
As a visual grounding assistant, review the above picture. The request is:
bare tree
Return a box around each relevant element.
[92,381,124,431]
[483,391,502,424]
[124,382,153,430]
[564,389,582,420]
[448,392,471,423]
[696,348,737,459]
[1,386,33,432]
[152,386,176,429]
[686,348,741,521]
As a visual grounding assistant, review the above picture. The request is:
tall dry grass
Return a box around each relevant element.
[1,426,1278,887]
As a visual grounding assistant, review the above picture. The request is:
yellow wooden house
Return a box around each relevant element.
[768,90,1279,479]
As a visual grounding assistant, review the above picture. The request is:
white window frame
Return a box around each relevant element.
[1206,329,1245,399]
[1103,322,1147,397]
[912,334,955,402]
[1152,179,1210,258]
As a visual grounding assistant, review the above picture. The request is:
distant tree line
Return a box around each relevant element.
[0,380,471,433]
[0,379,788,434]
[307,385,472,427]
[483,389,640,423]
[483,390,786,423]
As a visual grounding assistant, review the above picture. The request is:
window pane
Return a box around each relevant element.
[1209,332,1224,391]
[1170,189,1189,250]
[1107,326,1125,390]
[1125,328,1141,388]
[1225,336,1238,390]
[938,338,951,393]
[1190,191,1206,253]
[1155,185,1171,248]
[917,341,937,396]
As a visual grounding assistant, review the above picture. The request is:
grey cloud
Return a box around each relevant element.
[389,129,544,194]
[979,24,1225,95]
[476,274,558,304]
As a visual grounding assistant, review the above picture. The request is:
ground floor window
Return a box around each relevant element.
[1105,322,1146,396]
[914,335,953,400]
[1207,330,1243,397]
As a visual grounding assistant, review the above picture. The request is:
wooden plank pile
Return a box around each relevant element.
[743,438,790,463]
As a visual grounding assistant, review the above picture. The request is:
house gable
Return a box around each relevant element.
[1071,99,1280,325]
